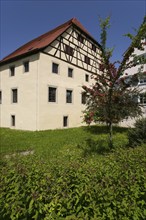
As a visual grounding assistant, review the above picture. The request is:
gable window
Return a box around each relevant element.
[139,93,146,105]
[12,89,18,103]
[66,90,72,103]
[11,115,15,127]
[63,116,68,127]
[52,62,59,74]
[48,87,57,102]
[10,66,15,76]
[77,34,84,43]
[68,68,73,78]
[92,44,96,52]
[65,45,73,56]
[0,91,2,104]
[81,92,86,104]
[24,61,29,72]
[85,56,90,65]
[85,74,89,82]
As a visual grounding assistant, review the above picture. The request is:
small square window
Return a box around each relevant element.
[66,90,72,103]
[48,87,57,102]
[10,66,15,76]
[65,45,73,56]
[68,68,73,78]
[12,89,18,103]
[52,63,59,74]
[0,91,2,104]
[92,44,96,52]
[77,34,84,43]
[63,116,68,127]
[11,115,15,127]
[85,56,90,65]
[85,74,89,82]
[24,61,29,72]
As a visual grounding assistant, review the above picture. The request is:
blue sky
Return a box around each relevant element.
[0,0,145,62]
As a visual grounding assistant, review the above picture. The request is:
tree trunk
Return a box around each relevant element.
[108,122,113,149]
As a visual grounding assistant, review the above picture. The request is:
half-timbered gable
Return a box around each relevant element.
[43,25,101,74]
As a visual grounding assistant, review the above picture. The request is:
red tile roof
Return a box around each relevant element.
[0,18,101,65]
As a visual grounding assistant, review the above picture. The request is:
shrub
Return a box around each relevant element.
[128,117,146,147]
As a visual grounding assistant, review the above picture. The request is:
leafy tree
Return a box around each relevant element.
[83,16,146,148]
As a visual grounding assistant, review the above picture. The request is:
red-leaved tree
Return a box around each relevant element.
[83,16,146,148]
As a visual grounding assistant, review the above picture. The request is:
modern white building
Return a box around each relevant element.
[120,39,146,127]
[0,18,102,130]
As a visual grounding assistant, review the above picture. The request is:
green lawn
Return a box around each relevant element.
[0,126,146,220]
[0,125,128,157]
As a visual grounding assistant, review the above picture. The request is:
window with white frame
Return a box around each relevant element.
[139,93,146,105]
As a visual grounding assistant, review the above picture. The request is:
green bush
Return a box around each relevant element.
[128,117,146,147]
[0,146,146,220]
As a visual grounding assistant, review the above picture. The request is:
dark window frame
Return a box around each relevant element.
[23,61,29,72]
[84,56,90,65]
[63,116,68,127]
[81,92,86,104]
[66,90,73,103]
[11,115,15,127]
[68,68,73,78]
[10,66,15,76]
[48,87,57,102]
[77,34,84,43]
[52,62,59,74]
[85,74,89,82]
[92,44,96,52]
[65,44,74,56]
[12,88,18,103]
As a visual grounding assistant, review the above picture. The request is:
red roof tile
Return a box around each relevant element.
[0,18,100,64]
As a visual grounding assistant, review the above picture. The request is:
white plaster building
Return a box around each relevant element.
[120,39,146,127]
[0,18,102,130]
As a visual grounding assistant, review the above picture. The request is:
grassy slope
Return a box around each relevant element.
[0,126,128,157]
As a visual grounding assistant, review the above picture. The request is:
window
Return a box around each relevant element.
[77,34,84,43]
[85,74,89,82]
[12,89,18,103]
[11,115,15,127]
[139,74,146,84]
[85,56,90,65]
[65,45,73,56]
[68,68,73,78]
[139,93,146,105]
[0,91,2,104]
[52,62,59,74]
[66,90,72,103]
[48,87,57,102]
[10,66,15,76]
[63,116,68,127]
[92,44,96,52]
[24,61,29,72]
[81,92,86,104]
